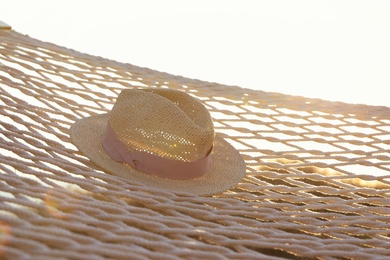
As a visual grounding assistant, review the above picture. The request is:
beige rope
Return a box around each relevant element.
[1,29,390,259]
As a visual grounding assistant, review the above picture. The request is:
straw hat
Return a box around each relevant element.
[70,89,245,195]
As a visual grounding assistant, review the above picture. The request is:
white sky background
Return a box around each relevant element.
[2,0,390,107]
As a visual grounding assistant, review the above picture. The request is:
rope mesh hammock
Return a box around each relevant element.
[1,28,390,259]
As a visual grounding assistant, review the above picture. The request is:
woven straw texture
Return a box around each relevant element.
[1,30,390,259]
[108,89,214,161]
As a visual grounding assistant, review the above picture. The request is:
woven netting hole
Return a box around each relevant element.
[339,177,390,190]
[257,165,292,175]
[293,176,345,190]
[244,246,317,260]
[296,165,341,175]
[306,208,361,217]
[268,199,307,208]
[251,175,300,188]
[225,185,268,199]
[305,190,354,201]
[185,234,223,248]
[347,233,376,240]
[355,191,386,199]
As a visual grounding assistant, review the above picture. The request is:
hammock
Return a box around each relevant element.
[1,27,390,259]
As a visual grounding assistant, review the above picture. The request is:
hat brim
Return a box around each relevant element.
[70,114,246,196]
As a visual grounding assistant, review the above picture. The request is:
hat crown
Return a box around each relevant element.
[109,89,214,162]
